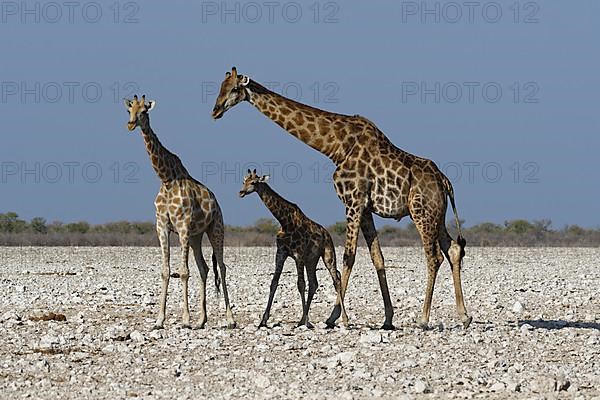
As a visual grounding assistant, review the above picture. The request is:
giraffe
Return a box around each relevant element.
[212,68,472,330]
[239,169,347,328]
[124,95,235,329]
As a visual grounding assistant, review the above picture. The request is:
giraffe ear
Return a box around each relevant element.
[260,175,270,183]
[147,101,156,111]
[240,75,250,86]
[124,99,133,109]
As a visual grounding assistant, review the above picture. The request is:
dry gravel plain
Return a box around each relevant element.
[0,246,599,399]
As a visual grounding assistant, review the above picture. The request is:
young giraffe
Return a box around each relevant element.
[124,95,235,329]
[212,68,472,330]
[239,170,347,328]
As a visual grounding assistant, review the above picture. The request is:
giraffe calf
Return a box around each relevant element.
[239,170,347,328]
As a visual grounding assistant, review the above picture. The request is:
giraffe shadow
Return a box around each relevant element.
[519,319,600,331]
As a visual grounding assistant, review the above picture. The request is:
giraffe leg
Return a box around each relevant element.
[323,242,348,328]
[178,234,192,328]
[208,220,236,329]
[361,212,395,330]
[190,235,208,329]
[327,206,362,327]
[260,245,287,328]
[296,259,308,327]
[414,218,444,330]
[439,227,472,328]
[303,257,319,329]
[155,224,170,330]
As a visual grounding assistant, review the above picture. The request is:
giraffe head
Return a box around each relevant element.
[212,67,250,119]
[124,95,156,131]
[239,169,269,197]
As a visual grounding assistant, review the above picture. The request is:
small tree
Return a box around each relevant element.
[30,217,48,234]
[0,212,27,233]
[504,219,535,235]
[254,218,279,235]
[328,221,347,236]
[66,221,90,234]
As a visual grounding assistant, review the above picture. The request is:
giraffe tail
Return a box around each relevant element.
[441,174,466,256]
[212,253,222,295]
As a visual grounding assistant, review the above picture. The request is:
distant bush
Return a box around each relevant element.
[65,222,90,234]
[0,212,599,247]
[328,221,346,236]
[30,217,48,234]
[0,212,27,233]
[254,218,279,235]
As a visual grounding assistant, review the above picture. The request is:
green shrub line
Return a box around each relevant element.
[1,212,598,247]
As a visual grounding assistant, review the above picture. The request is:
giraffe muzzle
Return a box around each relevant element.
[212,106,224,120]
[239,191,247,198]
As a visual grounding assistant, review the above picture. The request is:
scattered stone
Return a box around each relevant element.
[254,374,271,389]
[511,301,524,313]
[505,381,521,392]
[39,334,59,350]
[1,311,21,322]
[130,330,145,343]
[148,329,164,340]
[520,323,534,333]
[359,331,381,345]
[529,376,557,393]
[337,351,355,365]
[174,364,182,377]
[414,380,430,394]
[29,312,67,322]
[36,359,50,373]
[556,374,570,391]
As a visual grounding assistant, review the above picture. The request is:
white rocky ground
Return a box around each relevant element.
[0,246,599,399]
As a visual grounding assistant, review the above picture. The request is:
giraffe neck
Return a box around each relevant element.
[255,183,295,228]
[245,80,359,164]
[138,114,189,183]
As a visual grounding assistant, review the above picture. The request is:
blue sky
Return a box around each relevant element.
[1,1,598,228]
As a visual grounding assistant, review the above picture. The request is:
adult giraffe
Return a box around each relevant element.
[125,95,236,330]
[212,68,471,330]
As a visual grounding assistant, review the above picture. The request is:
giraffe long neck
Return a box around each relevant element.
[138,114,189,183]
[245,80,362,164]
[255,183,296,228]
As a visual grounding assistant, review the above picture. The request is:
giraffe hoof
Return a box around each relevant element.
[462,316,473,329]
[152,324,164,331]
[325,321,336,329]
[227,321,237,329]
[419,322,431,331]
[381,323,396,331]
[182,323,192,329]
[258,321,268,328]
